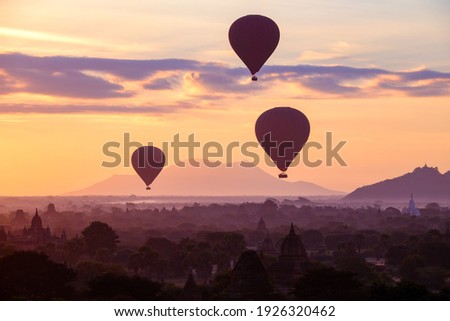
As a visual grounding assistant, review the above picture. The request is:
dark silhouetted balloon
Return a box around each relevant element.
[229,15,280,81]
[255,107,310,178]
[131,146,165,190]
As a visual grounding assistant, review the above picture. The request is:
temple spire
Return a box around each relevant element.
[289,223,295,235]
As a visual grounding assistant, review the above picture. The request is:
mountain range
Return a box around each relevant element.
[344,165,450,201]
[67,163,341,196]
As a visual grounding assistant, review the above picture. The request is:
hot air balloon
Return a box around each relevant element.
[229,14,280,81]
[131,146,165,190]
[255,107,310,178]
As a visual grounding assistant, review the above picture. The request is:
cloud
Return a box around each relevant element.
[0,52,449,109]
[0,53,211,80]
[0,27,92,45]
[0,71,20,94]
[378,79,450,97]
[0,102,195,114]
[263,65,450,97]
[264,65,389,80]
[298,50,346,62]
[6,68,132,98]
[144,76,180,90]
[301,75,360,95]
[298,42,360,62]
[183,71,265,93]
[399,70,450,82]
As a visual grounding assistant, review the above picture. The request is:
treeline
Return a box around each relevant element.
[0,250,449,300]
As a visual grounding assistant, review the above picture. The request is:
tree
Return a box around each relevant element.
[63,236,85,265]
[145,237,178,258]
[379,233,391,257]
[293,266,365,300]
[198,232,246,272]
[179,238,213,281]
[385,245,411,266]
[301,229,324,248]
[137,246,159,279]
[81,221,119,256]
[416,266,450,291]
[419,241,450,268]
[0,243,16,258]
[0,251,75,300]
[95,247,113,263]
[75,260,125,290]
[88,273,161,300]
[370,281,430,300]
[127,253,141,274]
[335,255,377,284]
[400,254,425,280]
[354,233,364,254]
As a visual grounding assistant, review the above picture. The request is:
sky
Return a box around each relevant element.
[0,0,449,196]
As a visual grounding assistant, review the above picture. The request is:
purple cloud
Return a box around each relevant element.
[301,75,360,95]
[0,53,213,80]
[6,68,131,98]
[0,52,449,109]
[0,102,195,114]
[144,76,180,90]
[187,71,266,93]
[379,80,450,97]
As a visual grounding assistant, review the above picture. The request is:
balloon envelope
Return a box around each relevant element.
[131,146,165,189]
[255,107,310,173]
[229,15,280,77]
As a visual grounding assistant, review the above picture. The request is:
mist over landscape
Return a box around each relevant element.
[1,164,449,300]
[1,0,449,304]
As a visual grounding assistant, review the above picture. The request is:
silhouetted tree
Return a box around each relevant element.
[88,273,161,300]
[128,253,141,274]
[335,255,377,284]
[200,232,246,271]
[354,233,364,254]
[419,241,450,268]
[385,245,411,266]
[75,260,125,287]
[379,233,391,257]
[370,281,431,300]
[415,266,450,291]
[81,221,119,256]
[259,199,278,215]
[95,247,113,263]
[145,237,178,257]
[400,254,426,280]
[35,242,57,260]
[0,251,75,300]
[0,243,16,258]
[179,238,212,280]
[207,271,231,300]
[325,234,352,250]
[63,236,85,265]
[301,229,324,248]
[137,246,159,279]
[293,266,365,300]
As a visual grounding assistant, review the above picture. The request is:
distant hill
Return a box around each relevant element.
[343,165,450,201]
[67,163,341,196]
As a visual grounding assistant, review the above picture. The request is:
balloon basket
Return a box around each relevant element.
[146,186,151,190]
[251,76,258,81]
[278,173,288,179]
